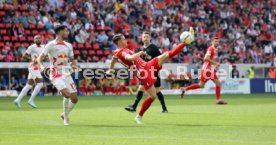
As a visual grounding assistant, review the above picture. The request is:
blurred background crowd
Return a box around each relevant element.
[0,0,275,64]
[0,0,275,94]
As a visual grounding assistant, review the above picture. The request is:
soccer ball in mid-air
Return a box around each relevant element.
[180,31,194,44]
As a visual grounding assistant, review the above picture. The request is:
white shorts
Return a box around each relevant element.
[51,75,77,93]
[28,69,43,80]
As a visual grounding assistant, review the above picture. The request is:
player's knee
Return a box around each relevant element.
[63,92,71,98]
[138,86,144,92]
[70,93,78,103]
[216,82,221,87]
[71,97,78,103]
[155,88,160,93]
[150,95,157,99]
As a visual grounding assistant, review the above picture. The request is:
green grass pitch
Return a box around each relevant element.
[1,94,276,145]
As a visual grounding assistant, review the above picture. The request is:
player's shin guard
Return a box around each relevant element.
[29,83,43,102]
[168,43,186,58]
[216,86,221,100]
[16,84,32,101]
[132,91,144,109]
[138,96,154,116]
[186,84,200,91]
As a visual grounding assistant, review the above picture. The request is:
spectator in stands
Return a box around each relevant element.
[0,75,7,90]
[268,63,276,78]
[75,31,85,43]
[3,42,11,55]
[17,44,27,55]
[13,23,25,37]
[10,76,20,91]
[0,52,3,62]
[0,0,275,64]
[247,66,255,79]
[98,30,108,44]
[231,65,240,78]
[19,74,27,90]
[27,12,37,24]
[129,77,139,95]
[86,79,96,95]
[4,51,16,62]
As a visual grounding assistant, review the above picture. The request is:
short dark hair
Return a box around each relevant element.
[142,31,150,35]
[112,33,123,44]
[54,25,67,34]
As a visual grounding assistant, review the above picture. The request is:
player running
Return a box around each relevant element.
[180,38,227,105]
[14,35,44,108]
[125,31,168,113]
[37,25,78,126]
[106,28,194,124]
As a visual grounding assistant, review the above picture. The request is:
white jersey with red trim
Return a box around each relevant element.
[43,39,74,80]
[25,44,44,70]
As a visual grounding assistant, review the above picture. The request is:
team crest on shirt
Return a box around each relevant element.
[58,53,68,58]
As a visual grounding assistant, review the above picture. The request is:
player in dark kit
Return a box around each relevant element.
[125,31,168,113]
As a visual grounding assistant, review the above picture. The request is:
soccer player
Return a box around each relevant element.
[180,38,227,105]
[14,35,44,108]
[124,31,168,113]
[37,25,78,126]
[106,28,194,124]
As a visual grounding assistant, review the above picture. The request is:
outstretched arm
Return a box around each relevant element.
[106,56,118,74]
[125,51,147,61]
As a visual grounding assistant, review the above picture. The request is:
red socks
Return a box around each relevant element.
[168,43,186,58]
[186,84,221,100]
[216,86,221,100]
[139,96,154,116]
[186,84,200,91]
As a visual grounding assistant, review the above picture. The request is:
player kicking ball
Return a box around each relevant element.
[125,31,168,113]
[180,38,227,105]
[106,28,195,124]
[14,35,44,108]
[37,25,78,126]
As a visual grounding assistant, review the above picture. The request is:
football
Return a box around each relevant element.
[180,31,194,44]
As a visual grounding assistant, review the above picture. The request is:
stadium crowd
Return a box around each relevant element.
[0,0,275,64]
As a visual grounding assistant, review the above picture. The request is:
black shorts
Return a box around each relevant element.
[154,74,161,88]
[139,73,161,88]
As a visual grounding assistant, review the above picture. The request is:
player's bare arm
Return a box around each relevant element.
[106,56,118,74]
[69,57,78,70]
[125,51,147,61]
[37,53,46,72]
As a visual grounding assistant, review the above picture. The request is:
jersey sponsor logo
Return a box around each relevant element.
[58,53,68,58]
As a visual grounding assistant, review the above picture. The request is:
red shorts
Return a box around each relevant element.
[139,57,162,90]
[199,69,218,83]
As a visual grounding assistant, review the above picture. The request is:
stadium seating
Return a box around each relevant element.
[0,0,274,63]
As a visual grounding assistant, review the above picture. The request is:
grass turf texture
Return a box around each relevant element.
[0,94,276,145]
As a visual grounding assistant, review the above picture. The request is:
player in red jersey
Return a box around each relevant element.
[106,29,194,124]
[180,38,227,105]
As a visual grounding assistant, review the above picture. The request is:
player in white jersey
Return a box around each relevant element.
[14,35,44,108]
[37,25,78,126]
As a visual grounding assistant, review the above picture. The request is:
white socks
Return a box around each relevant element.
[68,100,76,113]
[16,84,33,102]
[29,83,43,103]
[63,97,76,117]
[63,98,69,118]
